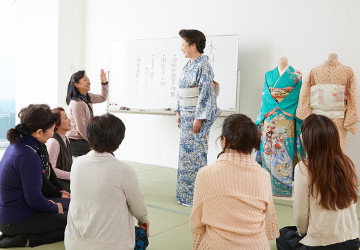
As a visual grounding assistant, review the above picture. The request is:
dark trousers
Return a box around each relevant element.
[0,212,67,248]
[59,179,70,193]
[277,226,360,250]
[69,139,90,157]
[47,197,70,213]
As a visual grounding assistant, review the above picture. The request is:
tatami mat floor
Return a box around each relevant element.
[2,161,360,250]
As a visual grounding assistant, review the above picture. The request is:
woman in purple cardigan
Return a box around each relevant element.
[0,104,66,248]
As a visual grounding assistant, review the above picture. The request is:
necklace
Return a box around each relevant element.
[25,144,37,153]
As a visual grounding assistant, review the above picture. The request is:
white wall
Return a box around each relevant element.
[14,0,84,115]
[15,0,58,113]
[0,0,16,102]
[58,0,84,109]
[82,0,360,173]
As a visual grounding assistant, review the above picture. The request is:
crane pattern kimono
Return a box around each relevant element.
[256,66,305,197]
[175,55,220,206]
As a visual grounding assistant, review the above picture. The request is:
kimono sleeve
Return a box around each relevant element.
[296,71,314,120]
[194,63,215,120]
[255,77,269,125]
[344,70,360,134]
[174,92,180,114]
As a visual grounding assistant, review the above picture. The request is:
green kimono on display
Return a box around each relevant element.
[256,66,305,197]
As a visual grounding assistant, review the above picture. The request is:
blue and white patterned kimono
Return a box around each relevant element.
[175,55,220,205]
[255,66,305,197]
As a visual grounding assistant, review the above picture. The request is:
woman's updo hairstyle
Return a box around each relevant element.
[219,114,260,156]
[51,107,65,132]
[7,104,57,144]
[179,29,206,54]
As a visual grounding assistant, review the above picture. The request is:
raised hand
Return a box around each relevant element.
[100,69,107,84]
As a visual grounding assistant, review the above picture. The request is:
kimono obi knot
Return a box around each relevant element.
[178,87,198,107]
[310,84,346,118]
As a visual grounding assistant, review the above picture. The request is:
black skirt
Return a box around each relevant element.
[276,226,360,250]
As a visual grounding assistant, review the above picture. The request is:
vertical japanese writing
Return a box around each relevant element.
[150,54,155,80]
[160,54,166,86]
[208,41,216,70]
[170,54,177,97]
[135,55,141,94]
[144,66,149,90]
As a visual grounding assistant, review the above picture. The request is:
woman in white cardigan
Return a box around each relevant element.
[277,114,360,250]
[65,114,149,250]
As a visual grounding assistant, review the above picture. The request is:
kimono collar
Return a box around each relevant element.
[270,66,295,88]
[255,66,302,125]
[278,66,289,76]
[273,65,293,79]
[186,55,208,69]
[323,60,341,67]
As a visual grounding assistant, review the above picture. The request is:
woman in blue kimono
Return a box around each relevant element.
[255,58,305,197]
[175,29,220,206]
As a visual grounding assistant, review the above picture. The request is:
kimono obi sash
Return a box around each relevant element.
[310,84,346,118]
[178,87,198,107]
[269,87,294,103]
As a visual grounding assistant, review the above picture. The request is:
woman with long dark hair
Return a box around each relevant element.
[277,114,360,249]
[66,69,108,156]
[191,114,279,249]
[0,104,67,248]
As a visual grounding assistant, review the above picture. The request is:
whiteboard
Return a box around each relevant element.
[109,35,239,111]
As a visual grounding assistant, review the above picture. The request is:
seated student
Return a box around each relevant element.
[46,107,73,192]
[277,114,360,250]
[191,114,279,250]
[65,114,149,250]
[40,141,70,212]
[0,104,66,248]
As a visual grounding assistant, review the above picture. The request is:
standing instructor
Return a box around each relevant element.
[175,29,220,206]
[66,69,108,157]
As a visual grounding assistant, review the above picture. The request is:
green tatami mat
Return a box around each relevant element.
[2,161,360,250]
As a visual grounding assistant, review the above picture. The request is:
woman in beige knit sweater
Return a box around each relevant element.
[191,114,279,250]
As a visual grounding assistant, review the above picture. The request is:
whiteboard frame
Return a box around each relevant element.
[106,108,237,117]
[107,70,241,117]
